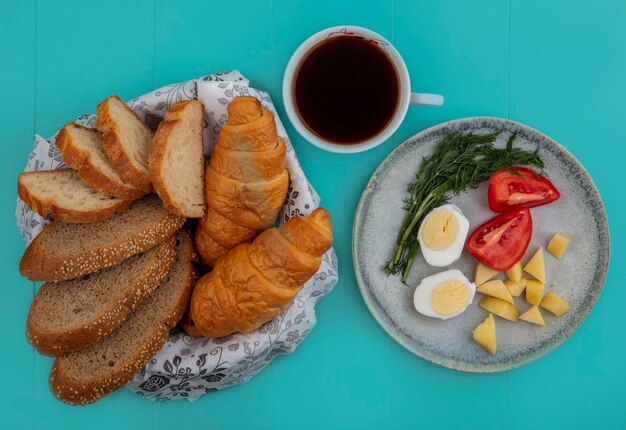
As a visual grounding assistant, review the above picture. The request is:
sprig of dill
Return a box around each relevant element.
[385,131,544,283]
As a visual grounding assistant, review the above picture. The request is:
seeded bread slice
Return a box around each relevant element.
[96,96,153,192]
[50,230,196,405]
[19,194,185,281]
[27,237,176,356]
[56,122,144,200]
[149,100,206,217]
[18,170,132,223]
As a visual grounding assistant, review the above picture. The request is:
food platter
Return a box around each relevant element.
[353,117,609,372]
[16,72,339,403]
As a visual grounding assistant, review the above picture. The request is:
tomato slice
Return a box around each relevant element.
[465,208,532,271]
[488,167,560,213]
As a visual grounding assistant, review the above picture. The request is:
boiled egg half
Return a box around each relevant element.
[417,204,470,267]
[414,269,476,319]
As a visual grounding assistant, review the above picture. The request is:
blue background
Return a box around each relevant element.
[1,1,624,428]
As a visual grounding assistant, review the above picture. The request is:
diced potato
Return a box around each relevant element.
[525,279,545,306]
[479,296,520,322]
[547,233,570,259]
[519,306,545,326]
[541,292,570,316]
[505,261,523,282]
[475,262,499,286]
[472,313,497,354]
[523,247,546,283]
[505,278,527,297]
[477,280,514,304]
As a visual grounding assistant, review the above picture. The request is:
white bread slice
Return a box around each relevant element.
[96,96,153,192]
[19,194,185,281]
[18,170,132,223]
[149,100,206,217]
[27,237,176,356]
[56,122,144,200]
[50,230,196,405]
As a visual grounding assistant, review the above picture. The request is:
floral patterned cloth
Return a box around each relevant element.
[15,71,339,402]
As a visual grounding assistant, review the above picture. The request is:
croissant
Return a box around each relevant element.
[194,96,289,268]
[188,208,333,338]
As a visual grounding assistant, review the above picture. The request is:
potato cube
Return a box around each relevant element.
[505,261,523,282]
[477,280,514,304]
[541,292,570,316]
[547,233,570,259]
[505,278,527,297]
[525,279,545,306]
[519,306,545,326]
[479,296,519,322]
[475,262,499,286]
[472,313,496,354]
[524,247,546,283]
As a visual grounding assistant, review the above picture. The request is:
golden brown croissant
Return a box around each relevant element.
[188,208,333,338]
[194,96,289,268]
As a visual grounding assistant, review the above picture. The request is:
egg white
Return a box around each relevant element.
[413,269,476,320]
[417,204,470,267]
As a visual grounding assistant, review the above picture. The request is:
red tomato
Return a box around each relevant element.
[465,208,532,271]
[488,167,560,213]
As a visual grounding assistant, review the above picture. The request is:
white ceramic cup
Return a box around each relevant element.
[283,25,444,154]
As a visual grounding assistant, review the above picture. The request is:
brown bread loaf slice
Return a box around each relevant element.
[56,122,144,200]
[50,230,196,406]
[27,237,176,356]
[19,194,184,281]
[149,100,206,217]
[18,170,132,223]
[96,96,153,192]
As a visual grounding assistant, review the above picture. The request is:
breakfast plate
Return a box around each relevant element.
[353,117,609,372]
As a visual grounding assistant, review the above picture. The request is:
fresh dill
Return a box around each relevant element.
[385,131,544,283]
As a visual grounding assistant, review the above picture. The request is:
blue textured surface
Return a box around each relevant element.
[1,0,624,428]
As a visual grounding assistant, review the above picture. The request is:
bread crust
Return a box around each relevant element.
[209,137,286,183]
[17,170,132,223]
[181,310,205,338]
[149,100,206,218]
[200,207,257,248]
[195,96,288,272]
[218,244,295,333]
[204,168,289,230]
[27,237,176,356]
[56,123,145,200]
[190,209,333,338]
[189,259,237,337]
[217,107,278,152]
[193,224,229,270]
[19,195,185,281]
[50,323,169,406]
[96,96,153,192]
[49,230,196,406]
[247,228,322,289]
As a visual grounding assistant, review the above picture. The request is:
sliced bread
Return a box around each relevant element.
[27,237,176,356]
[149,100,206,217]
[50,230,196,405]
[56,122,144,200]
[18,169,132,223]
[20,194,185,281]
[96,96,153,192]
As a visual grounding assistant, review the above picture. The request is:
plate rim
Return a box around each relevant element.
[352,116,611,373]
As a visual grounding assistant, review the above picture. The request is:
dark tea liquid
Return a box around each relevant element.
[294,35,400,144]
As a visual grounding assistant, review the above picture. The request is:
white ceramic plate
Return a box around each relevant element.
[353,117,610,372]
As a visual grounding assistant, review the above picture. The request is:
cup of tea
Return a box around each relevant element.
[283,25,444,154]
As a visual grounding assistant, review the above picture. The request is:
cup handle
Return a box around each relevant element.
[410,93,444,106]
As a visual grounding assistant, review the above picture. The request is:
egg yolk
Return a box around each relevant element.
[430,280,470,316]
[421,209,459,250]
